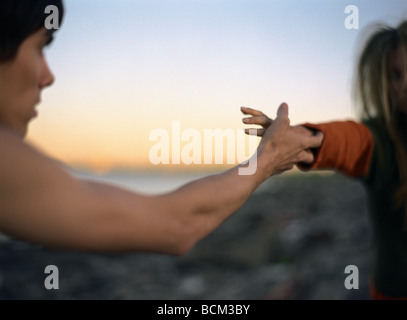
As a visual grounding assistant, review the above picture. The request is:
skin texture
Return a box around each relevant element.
[0,28,323,255]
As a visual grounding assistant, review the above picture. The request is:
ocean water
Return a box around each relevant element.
[71,168,285,195]
[72,170,218,195]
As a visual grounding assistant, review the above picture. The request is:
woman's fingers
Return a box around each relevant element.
[242,116,273,126]
[244,128,265,136]
[242,103,289,136]
[240,106,266,116]
[241,106,273,130]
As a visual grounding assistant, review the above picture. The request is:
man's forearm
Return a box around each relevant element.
[83,157,270,255]
[168,159,269,244]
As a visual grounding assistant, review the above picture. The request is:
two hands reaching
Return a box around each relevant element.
[241,103,324,174]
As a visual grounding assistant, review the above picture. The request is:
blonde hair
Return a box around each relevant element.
[354,20,407,213]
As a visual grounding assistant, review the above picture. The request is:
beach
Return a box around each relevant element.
[0,171,371,300]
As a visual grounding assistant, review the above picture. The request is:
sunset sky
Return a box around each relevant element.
[26,0,407,172]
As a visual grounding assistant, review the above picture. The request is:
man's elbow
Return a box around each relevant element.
[167,241,193,257]
[167,231,197,257]
[163,218,201,257]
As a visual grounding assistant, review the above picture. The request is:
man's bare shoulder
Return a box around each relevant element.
[0,126,67,193]
[0,126,85,220]
[0,126,46,169]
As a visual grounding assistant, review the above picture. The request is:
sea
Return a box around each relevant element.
[71,167,280,195]
[67,168,298,195]
[70,169,225,195]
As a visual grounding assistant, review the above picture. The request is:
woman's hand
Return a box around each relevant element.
[241,106,316,138]
[243,103,324,174]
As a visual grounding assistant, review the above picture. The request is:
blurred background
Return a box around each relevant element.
[1,0,406,300]
[27,0,407,174]
[0,172,372,300]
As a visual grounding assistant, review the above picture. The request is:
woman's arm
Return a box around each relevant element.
[0,104,323,255]
[298,121,373,177]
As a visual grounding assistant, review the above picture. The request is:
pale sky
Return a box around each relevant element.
[26,0,407,172]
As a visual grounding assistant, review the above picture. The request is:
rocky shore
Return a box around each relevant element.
[0,172,372,300]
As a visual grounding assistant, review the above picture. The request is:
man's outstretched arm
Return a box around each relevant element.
[0,103,323,255]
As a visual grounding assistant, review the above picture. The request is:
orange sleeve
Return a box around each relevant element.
[298,121,374,178]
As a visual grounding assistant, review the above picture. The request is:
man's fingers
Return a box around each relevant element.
[297,150,314,164]
[277,102,289,118]
[270,103,290,134]
[303,131,324,149]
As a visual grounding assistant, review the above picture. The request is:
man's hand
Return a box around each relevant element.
[245,103,324,175]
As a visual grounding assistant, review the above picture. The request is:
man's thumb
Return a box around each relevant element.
[277,102,289,118]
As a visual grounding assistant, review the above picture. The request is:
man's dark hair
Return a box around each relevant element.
[0,0,64,62]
